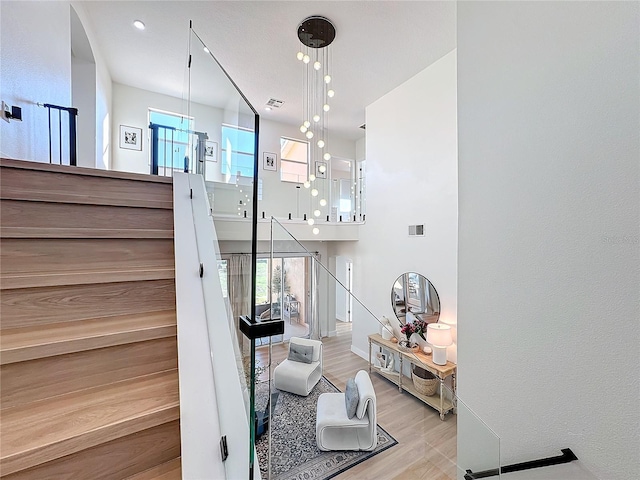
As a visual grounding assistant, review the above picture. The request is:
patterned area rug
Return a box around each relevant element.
[256,377,397,480]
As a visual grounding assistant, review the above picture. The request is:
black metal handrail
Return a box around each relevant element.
[465,448,578,479]
[149,122,208,176]
[38,103,78,166]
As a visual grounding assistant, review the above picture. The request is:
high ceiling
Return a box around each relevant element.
[81,1,456,141]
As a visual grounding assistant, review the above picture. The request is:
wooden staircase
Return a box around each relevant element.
[0,159,182,479]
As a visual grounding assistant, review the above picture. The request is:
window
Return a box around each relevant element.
[280,137,309,183]
[217,260,228,298]
[221,125,255,177]
[149,109,194,173]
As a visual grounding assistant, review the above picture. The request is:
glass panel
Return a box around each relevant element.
[263,217,501,480]
[187,25,260,479]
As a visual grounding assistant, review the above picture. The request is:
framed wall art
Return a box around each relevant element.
[119,125,142,151]
[263,152,277,171]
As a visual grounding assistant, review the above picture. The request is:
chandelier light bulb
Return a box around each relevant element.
[303,120,311,128]
[303,54,310,64]
[306,130,314,139]
[307,218,315,226]
[311,188,319,197]
[323,153,331,161]
[319,198,327,206]
[300,125,308,133]
[327,89,335,98]
[296,51,304,61]
[313,114,320,122]
[313,61,321,70]
[314,209,321,217]
[324,75,331,84]
[309,174,316,181]
[312,227,320,235]
[318,164,327,173]
[304,181,311,188]
[323,104,330,112]
[317,140,325,148]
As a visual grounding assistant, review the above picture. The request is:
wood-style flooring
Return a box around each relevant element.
[256,321,457,480]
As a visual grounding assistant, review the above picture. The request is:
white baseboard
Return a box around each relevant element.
[350,344,368,361]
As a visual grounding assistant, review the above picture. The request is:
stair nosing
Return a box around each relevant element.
[0,268,176,289]
[1,227,175,239]
[0,158,174,184]
[0,320,177,365]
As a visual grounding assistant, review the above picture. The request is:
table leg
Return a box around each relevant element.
[398,355,403,392]
[439,377,445,420]
[368,339,372,374]
[452,371,457,414]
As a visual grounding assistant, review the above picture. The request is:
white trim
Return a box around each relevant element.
[350,344,369,361]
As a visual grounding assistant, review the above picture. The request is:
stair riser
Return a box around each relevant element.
[1,405,179,476]
[1,337,178,409]
[1,280,176,329]
[1,200,174,233]
[0,166,172,209]
[1,421,180,480]
[1,238,174,276]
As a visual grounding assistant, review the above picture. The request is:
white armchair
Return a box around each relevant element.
[316,370,377,451]
[273,337,323,396]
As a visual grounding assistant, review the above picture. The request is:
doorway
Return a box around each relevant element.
[335,256,353,324]
[254,255,311,345]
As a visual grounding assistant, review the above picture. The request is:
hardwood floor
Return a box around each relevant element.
[256,322,457,479]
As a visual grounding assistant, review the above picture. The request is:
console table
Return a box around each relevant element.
[368,333,456,420]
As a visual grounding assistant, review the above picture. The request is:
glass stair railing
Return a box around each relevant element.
[245,217,502,480]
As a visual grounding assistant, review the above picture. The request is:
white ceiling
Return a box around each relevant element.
[81,1,456,141]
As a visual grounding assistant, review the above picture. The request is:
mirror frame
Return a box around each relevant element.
[391,272,441,325]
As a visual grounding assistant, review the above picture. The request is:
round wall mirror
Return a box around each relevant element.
[391,272,440,325]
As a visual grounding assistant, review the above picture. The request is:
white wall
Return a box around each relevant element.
[70,2,112,170]
[258,118,356,220]
[71,59,96,168]
[0,1,71,162]
[332,50,458,362]
[111,83,217,175]
[0,2,111,168]
[457,2,639,478]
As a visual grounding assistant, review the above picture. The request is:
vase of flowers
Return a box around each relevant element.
[399,317,428,352]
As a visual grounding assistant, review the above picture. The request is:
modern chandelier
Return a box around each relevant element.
[296,16,336,235]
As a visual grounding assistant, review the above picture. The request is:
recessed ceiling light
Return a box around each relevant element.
[203,47,210,54]
[133,20,145,30]
[265,106,272,111]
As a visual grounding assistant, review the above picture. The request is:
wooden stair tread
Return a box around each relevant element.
[0,311,177,365]
[126,457,182,480]
[0,267,175,289]
[0,159,173,210]
[0,192,173,210]
[0,370,179,476]
[1,227,174,239]
[0,158,173,183]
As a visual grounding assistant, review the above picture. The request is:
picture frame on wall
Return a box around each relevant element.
[263,152,277,171]
[205,141,218,161]
[119,125,142,151]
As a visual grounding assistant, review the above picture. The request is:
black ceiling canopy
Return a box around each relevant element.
[297,16,336,49]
